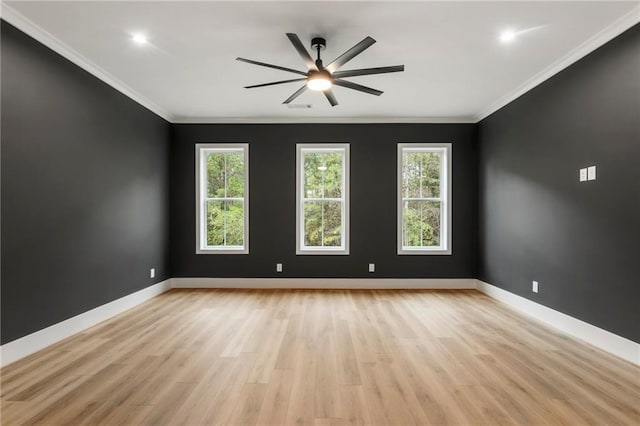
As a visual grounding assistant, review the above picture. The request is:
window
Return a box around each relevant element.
[196,144,248,254]
[398,143,451,254]
[296,144,349,255]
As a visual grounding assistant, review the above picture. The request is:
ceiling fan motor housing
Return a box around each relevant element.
[311,37,326,51]
[308,69,332,80]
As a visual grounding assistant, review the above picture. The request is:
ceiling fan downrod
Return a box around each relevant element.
[311,37,326,69]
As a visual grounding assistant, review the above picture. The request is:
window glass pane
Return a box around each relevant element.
[206,201,244,247]
[304,201,342,247]
[207,152,244,198]
[224,200,244,246]
[403,151,442,199]
[304,201,322,247]
[304,151,342,199]
[322,201,342,246]
[225,152,245,198]
[304,153,323,198]
[402,152,422,198]
[421,152,441,198]
[403,200,441,247]
[206,200,224,246]
[207,153,226,198]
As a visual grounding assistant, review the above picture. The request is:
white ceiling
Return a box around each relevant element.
[3,1,639,122]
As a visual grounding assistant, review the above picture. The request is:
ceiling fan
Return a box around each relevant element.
[236,33,404,107]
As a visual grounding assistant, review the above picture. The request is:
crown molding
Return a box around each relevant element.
[475,5,640,122]
[0,4,174,122]
[2,3,637,125]
[172,116,476,124]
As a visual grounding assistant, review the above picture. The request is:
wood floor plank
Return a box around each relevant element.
[254,368,294,425]
[227,383,268,426]
[1,289,638,425]
[285,336,318,425]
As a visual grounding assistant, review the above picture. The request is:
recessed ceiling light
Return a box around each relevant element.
[499,30,516,43]
[132,33,148,45]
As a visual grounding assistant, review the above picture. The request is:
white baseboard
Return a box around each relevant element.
[476,280,639,366]
[170,277,476,289]
[7,278,634,368]
[0,280,171,368]
[0,278,470,367]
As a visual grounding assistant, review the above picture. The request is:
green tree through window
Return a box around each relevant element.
[399,144,450,254]
[197,145,248,253]
[297,145,349,254]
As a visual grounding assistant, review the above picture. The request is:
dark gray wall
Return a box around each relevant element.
[478,25,640,343]
[4,16,636,346]
[171,124,477,278]
[1,21,171,344]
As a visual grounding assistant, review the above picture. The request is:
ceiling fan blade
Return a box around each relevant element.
[283,84,308,104]
[286,33,317,71]
[326,36,376,73]
[244,78,307,89]
[333,79,383,96]
[236,57,307,76]
[332,65,404,78]
[324,89,338,107]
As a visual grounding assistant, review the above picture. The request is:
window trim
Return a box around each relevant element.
[397,143,452,255]
[296,143,350,255]
[195,143,249,254]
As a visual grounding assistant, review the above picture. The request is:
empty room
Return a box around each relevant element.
[1,1,639,425]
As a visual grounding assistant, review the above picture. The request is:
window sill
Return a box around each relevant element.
[397,248,451,255]
[296,248,350,256]
[196,248,249,255]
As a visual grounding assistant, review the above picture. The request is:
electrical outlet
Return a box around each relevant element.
[150,268,155,279]
[368,263,375,273]
[579,168,588,182]
[532,281,539,293]
[587,165,596,181]
[276,263,283,272]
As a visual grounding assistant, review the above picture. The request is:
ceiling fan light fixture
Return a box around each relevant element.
[238,33,404,106]
[307,70,332,91]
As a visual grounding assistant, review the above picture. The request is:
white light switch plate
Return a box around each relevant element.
[276,263,283,272]
[579,168,588,182]
[150,268,155,279]
[532,281,539,293]
[587,165,596,181]
[368,263,375,273]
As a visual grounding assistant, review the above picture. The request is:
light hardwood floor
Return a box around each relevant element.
[1,289,638,425]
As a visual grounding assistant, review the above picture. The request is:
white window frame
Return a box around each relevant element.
[296,143,350,255]
[397,143,452,255]
[196,143,249,254]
